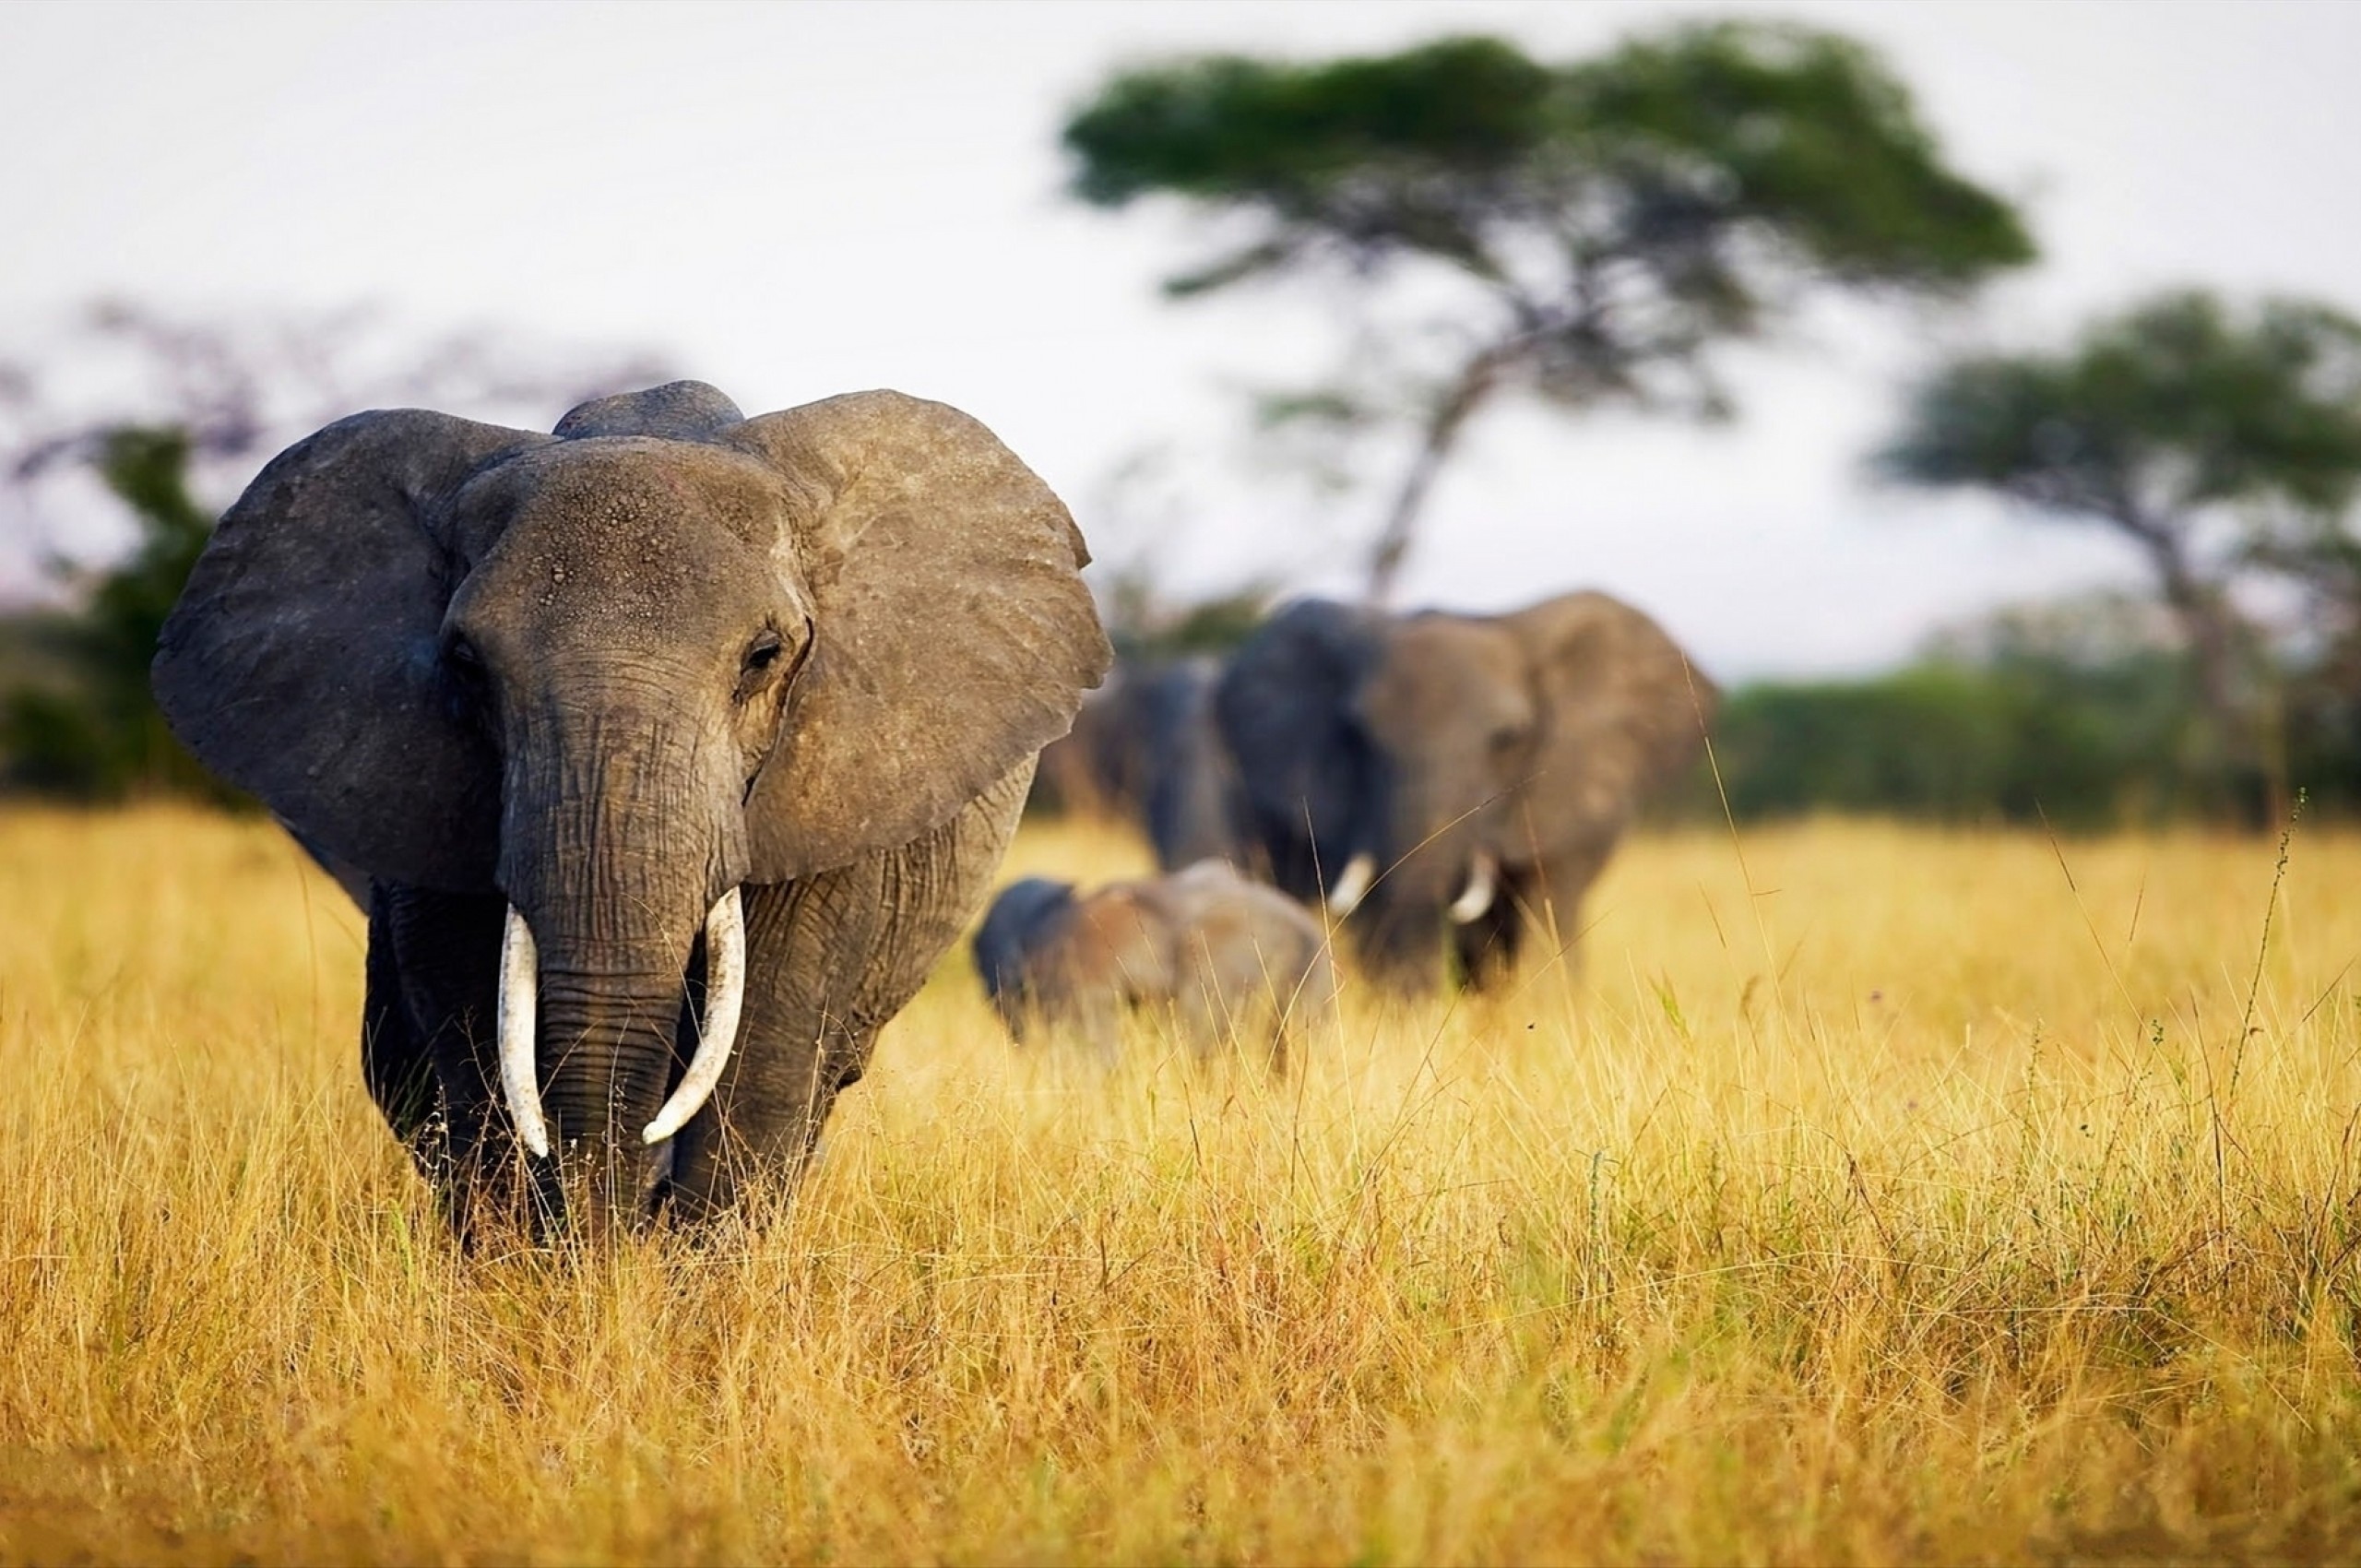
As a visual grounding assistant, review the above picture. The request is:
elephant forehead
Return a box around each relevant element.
[1365,620,1531,730]
[456,439,797,560]
[453,441,802,636]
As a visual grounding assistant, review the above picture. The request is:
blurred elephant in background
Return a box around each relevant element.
[1133,658,1242,870]
[1032,656,1242,869]
[154,380,1109,1233]
[972,860,1334,1067]
[1031,662,1157,821]
[1215,591,1712,989]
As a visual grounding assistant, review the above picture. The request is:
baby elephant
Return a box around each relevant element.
[973,861,1336,1067]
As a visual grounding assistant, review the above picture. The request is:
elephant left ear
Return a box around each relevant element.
[152,410,547,889]
[1507,592,1717,850]
[727,391,1111,881]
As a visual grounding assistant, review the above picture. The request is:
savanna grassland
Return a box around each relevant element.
[5,806,2361,1564]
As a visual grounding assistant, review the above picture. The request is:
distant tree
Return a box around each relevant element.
[0,428,234,798]
[1063,23,2034,600]
[5,300,672,529]
[1699,595,2201,829]
[1876,290,2361,818]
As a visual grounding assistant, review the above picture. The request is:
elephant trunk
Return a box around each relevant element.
[1355,872,1453,986]
[1326,843,1491,923]
[493,709,749,1229]
[1353,802,1491,986]
[497,892,745,1160]
[528,956,692,1227]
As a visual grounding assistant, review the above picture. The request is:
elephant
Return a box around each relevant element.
[1030,661,1155,821]
[1133,658,1243,870]
[1030,656,1244,870]
[1213,591,1712,989]
[152,379,1110,1233]
[971,860,1335,1067]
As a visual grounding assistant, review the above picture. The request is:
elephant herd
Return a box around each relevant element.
[1000,589,1713,1024]
[151,380,1710,1239]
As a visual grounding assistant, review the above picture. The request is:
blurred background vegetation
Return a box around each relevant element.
[6,19,2361,832]
[0,303,667,803]
[0,426,231,802]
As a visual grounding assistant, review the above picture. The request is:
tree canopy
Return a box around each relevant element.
[1877,291,2361,528]
[1064,23,2035,598]
[1876,289,2361,820]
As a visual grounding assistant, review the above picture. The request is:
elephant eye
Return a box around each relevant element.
[439,636,490,723]
[734,627,795,707]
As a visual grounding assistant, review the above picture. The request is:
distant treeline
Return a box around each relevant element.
[6,619,2355,831]
[8,549,2357,829]
[1686,656,2355,830]
[0,428,244,807]
[2,426,2355,831]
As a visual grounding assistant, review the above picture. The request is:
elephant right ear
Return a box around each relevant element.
[728,391,1111,881]
[152,410,547,890]
[1507,591,1717,851]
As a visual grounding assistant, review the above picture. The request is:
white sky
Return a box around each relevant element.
[4,0,2357,678]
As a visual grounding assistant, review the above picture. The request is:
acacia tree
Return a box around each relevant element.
[1062,24,2034,600]
[1876,289,2361,815]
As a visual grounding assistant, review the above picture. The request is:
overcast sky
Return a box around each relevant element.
[5,0,2358,677]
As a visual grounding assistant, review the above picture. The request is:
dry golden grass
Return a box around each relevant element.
[5,804,2361,1564]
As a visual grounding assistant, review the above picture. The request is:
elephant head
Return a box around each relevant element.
[155,381,1108,1222]
[972,875,1084,1039]
[969,873,1143,1058]
[1215,591,1711,987]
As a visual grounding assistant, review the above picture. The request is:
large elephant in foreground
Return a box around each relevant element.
[1214,592,1712,988]
[154,381,1109,1231]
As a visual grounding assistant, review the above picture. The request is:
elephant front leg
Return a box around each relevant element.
[374,885,531,1238]
[661,763,1034,1226]
[661,1018,873,1225]
[362,885,437,1149]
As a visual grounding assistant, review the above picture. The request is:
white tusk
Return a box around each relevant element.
[496,905,552,1159]
[643,887,745,1146]
[1449,851,1499,924]
[1327,851,1377,916]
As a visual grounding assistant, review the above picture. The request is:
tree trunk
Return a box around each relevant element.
[1364,349,1510,606]
[2131,517,2279,826]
